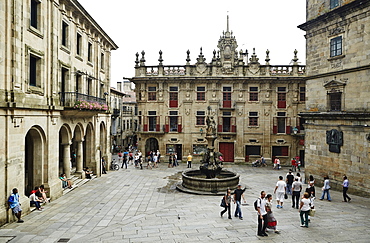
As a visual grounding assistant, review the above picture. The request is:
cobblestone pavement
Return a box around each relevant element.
[1,162,369,243]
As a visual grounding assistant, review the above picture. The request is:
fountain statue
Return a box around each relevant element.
[177,106,239,195]
[199,111,223,178]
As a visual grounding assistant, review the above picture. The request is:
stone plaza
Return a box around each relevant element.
[1,161,369,243]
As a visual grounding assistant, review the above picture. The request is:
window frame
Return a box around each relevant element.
[248,112,258,126]
[196,111,206,125]
[196,86,206,101]
[330,36,342,57]
[249,87,259,101]
[76,32,82,56]
[30,0,40,29]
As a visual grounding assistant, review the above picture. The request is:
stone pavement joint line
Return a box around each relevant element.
[0,164,369,243]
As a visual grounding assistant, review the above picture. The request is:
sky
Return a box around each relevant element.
[78,0,307,87]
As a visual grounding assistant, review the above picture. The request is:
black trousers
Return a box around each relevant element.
[343,187,351,201]
[292,191,300,208]
[257,214,268,235]
[221,204,231,219]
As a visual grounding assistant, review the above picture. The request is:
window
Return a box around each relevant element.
[30,0,40,29]
[249,112,258,126]
[88,43,92,62]
[148,87,156,101]
[61,21,69,47]
[169,113,178,132]
[329,92,341,111]
[330,0,340,9]
[277,87,286,108]
[75,73,82,93]
[218,113,236,133]
[197,86,205,101]
[196,111,205,125]
[101,53,105,69]
[76,33,82,56]
[87,78,92,95]
[169,86,178,108]
[330,36,342,57]
[299,87,306,102]
[249,87,258,101]
[148,111,158,131]
[273,112,291,134]
[29,55,40,87]
[165,111,182,133]
[246,145,261,156]
[61,67,69,96]
[223,87,232,108]
[193,145,207,155]
[272,146,289,156]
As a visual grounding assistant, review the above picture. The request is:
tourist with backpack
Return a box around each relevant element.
[220,189,233,219]
[255,191,268,237]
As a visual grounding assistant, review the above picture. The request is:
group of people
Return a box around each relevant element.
[168,153,179,168]
[220,171,353,238]
[29,185,49,211]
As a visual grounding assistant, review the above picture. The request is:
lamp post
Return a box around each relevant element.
[200,128,204,136]
[293,127,298,135]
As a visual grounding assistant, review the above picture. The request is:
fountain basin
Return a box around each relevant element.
[176,169,239,195]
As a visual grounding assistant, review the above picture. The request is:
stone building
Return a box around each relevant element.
[132,18,306,164]
[298,0,370,196]
[0,0,117,225]
[110,80,138,152]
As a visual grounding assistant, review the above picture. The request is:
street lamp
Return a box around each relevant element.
[293,127,298,135]
[200,128,204,136]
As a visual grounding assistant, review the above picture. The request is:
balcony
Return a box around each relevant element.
[60,92,108,117]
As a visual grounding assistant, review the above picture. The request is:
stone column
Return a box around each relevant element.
[62,143,71,178]
[75,140,84,178]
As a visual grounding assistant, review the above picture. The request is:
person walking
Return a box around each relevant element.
[233,185,246,220]
[320,175,331,201]
[256,191,268,237]
[291,158,297,172]
[306,175,315,197]
[274,176,286,208]
[168,154,173,168]
[286,170,294,195]
[292,178,302,209]
[265,194,280,234]
[8,188,24,223]
[187,153,192,168]
[220,189,233,219]
[121,153,128,169]
[299,192,311,228]
[342,175,352,202]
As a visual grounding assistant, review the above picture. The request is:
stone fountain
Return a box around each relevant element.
[177,108,239,195]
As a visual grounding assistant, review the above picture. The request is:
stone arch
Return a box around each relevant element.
[83,123,95,172]
[145,138,159,156]
[71,123,85,177]
[98,122,107,175]
[25,126,47,196]
[59,124,72,177]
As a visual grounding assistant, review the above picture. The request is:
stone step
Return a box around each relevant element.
[62,175,96,195]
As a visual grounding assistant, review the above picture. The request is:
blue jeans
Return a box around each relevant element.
[286,184,292,195]
[30,200,41,209]
[320,189,331,201]
[234,201,242,218]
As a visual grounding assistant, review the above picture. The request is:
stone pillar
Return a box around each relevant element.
[75,140,84,178]
[62,143,71,178]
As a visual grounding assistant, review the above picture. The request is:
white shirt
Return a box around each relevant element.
[257,197,267,215]
[301,198,311,211]
[276,180,286,192]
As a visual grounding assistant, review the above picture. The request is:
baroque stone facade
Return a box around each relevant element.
[132,18,306,165]
[298,0,370,196]
[0,0,117,225]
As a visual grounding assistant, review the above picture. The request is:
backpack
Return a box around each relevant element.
[254,198,261,211]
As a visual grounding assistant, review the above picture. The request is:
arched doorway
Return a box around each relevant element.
[59,125,72,177]
[25,126,46,196]
[84,123,94,172]
[71,123,84,176]
[145,138,159,156]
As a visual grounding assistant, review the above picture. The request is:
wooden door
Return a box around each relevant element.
[219,142,234,162]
